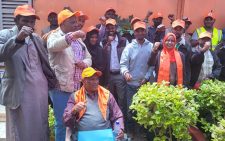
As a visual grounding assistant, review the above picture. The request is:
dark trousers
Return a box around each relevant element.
[108,73,127,121]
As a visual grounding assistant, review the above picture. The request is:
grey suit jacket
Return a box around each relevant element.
[0,26,57,108]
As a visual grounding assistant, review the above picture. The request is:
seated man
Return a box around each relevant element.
[63,67,124,140]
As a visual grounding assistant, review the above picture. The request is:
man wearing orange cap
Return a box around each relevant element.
[120,21,153,139]
[63,67,124,140]
[47,9,92,141]
[191,12,222,50]
[101,18,127,119]
[105,7,117,20]
[190,32,222,88]
[75,11,88,30]
[0,4,57,141]
[146,12,165,43]
[171,19,191,86]
[98,8,119,41]
[41,11,58,36]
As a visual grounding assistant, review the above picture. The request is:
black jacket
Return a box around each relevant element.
[177,43,192,85]
[189,50,222,87]
[216,47,225,81]
[102,33,127,85]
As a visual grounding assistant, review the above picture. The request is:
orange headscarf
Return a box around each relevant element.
[74,85,110,121]
[157,33,183,85]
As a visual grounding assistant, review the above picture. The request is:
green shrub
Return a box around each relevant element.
[49,105,55,139]
[130,82,199,141]
[211,119,225,141]
[195,79,225,138]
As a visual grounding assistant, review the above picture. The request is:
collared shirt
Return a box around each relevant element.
[120,39,153,86]
[110,35,120,72]
[198,49,214,82]
[66,33,86,90]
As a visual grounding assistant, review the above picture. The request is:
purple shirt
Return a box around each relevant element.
[63,91,124,131]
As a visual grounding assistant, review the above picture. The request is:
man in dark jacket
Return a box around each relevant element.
[102,18,127,119]
[172,19,192,86]
[215,39,225,81]
[190,32,222,88]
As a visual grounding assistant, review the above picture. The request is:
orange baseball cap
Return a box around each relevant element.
[75,11,89,20]
[131,17,141,27]
[106,18,117,26]
[172,19,185,28]
[205,12,215,19]
[14,4,40,20]
[86,26,99,33]
[199,32,212,39]
[105,7,116,13]
[133,21,146,31]
[58,9,78,25]
[153,12,163,19]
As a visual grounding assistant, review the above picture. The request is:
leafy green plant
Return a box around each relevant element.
[195,79,225,138]
[49,105,55,139]
[211,119,225,141]
[130,82,199,141]
[116,15,134,35]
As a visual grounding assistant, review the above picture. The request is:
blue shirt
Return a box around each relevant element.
[120,39,153,86]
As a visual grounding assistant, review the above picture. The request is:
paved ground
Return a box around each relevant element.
[0,105,6,140]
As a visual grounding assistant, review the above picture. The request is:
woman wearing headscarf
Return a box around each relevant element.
[84,26,106,86]
[148,33,187,86]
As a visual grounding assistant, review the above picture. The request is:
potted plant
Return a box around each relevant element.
[130,82,199,141]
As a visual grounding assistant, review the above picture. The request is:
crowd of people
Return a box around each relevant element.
[0,4,224,141]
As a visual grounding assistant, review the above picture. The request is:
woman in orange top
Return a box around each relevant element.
[148,33,186,86]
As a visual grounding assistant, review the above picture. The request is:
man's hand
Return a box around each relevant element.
[124,72,132,81]
[107,35,114,43]
[152,42,161,53]
[156,24,165,32]
[146,10,153,18]
[75,60,87,69]
[73,101,86,113]
[70,30,86,40]
[168,14,175,22]
[140,78,148,85]
[99,16,106,26]
[116,129,124,140]
[200,41,211,53]
[16,26,33,41]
